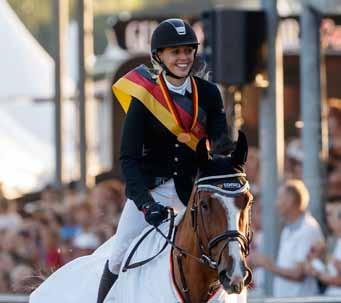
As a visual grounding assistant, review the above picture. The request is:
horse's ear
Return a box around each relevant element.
[231,131,248,165]
[196,137,211,166]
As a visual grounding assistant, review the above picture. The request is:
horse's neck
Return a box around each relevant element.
[173,207,217,303]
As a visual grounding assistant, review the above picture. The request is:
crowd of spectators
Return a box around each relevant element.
[247,102,341,297]
[0,178,125,293]
[0,103,340,297]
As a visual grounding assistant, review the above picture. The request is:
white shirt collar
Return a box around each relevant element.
[162,72,192,96]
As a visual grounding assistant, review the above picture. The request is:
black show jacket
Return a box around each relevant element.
[119,76,227,209]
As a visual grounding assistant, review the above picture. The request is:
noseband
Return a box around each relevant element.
[191,173,253,270]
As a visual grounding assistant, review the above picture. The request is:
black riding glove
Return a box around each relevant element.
[141,202,168,227]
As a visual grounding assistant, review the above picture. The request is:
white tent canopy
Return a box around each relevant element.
[0,100,82,198]
[0,107,53,196]
[0,0,74,100]
[0,1,80,198]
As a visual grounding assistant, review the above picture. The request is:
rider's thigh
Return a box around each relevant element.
[109,199,147,273]
[151,179,184,212]
[109,180,184,273]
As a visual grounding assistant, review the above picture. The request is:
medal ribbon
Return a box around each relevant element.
[158,73,198,133]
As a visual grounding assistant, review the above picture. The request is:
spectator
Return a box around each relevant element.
[72,232,100,258]
[72,202,95,235]
[39,184,62,212]
[62,181,80,208]
[328,102,341,159]
[90,179,125,242]
[39,218,63,269]
[247,194,265,297]
[328,163,341,197]
[285,138,303,180]
[0,199,21,231]
[252,179,324,297]
[0,252,15,276]
[245,147,260,194]
[327,101,341,197]
[306,196,341,295]
[0,270,10,292]
[91,179,125,223]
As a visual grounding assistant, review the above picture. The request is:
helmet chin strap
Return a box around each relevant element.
[153,54,187,80]
[153,48,198,80]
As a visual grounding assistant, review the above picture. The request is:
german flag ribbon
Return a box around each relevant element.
[158,73,198,132]
[112,65,207,151]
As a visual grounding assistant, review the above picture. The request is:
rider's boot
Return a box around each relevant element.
[97,260,118,303]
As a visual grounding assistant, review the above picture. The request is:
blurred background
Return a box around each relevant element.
[1,0,341,302]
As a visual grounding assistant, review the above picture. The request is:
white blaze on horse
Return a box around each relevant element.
[29,132,253,303]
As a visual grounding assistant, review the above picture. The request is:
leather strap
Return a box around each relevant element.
[122,208,175,272]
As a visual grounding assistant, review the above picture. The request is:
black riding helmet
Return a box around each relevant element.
[151,18,199,79]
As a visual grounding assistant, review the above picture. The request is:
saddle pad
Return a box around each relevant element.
[105,221,246,303]
[29,218,247,303]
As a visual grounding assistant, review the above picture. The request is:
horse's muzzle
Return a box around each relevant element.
[218,260,252,294]
[218,270,245,294]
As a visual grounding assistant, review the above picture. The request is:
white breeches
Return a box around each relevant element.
[108,179,185,274]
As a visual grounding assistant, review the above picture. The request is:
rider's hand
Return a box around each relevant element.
[141,202,168,227]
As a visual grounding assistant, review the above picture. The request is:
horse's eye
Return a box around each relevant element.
[201,199,209,210]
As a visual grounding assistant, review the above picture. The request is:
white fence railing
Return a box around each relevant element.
[249,297,341,303]
[0,294,340,303]
[0,294,28,303]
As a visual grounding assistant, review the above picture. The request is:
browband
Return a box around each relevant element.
[195,173,247,185]
[197,182,250,196]
[195,173,249,197]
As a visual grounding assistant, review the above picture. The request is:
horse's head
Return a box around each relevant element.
[192,131,253,294]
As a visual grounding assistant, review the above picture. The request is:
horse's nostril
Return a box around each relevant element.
[231,282,243,294]
[230,275,244,294]
[218,270,227,282]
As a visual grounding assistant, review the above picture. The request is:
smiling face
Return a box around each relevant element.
[157,45,196,81]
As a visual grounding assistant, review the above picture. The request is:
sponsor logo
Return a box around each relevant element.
[222,183,241,189]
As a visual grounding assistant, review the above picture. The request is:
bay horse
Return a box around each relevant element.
[170,131,253,302]
[109,131,253,303]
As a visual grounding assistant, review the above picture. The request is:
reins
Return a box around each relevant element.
[123,207,218,272]
[122,207,175,272]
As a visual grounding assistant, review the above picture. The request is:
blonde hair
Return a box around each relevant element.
[283,179,310,211]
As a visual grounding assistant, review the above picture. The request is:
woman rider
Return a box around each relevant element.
[97,18,230,303]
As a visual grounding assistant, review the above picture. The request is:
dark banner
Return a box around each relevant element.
[112,16,202,54]
[112,14,341,54]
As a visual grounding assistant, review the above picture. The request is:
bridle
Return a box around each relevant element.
[191,173,253,270]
